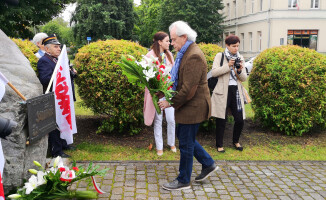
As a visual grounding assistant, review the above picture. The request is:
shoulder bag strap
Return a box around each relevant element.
[220,52,224,67]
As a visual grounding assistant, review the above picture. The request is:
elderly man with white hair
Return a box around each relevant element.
[159,21,218,190]
[32,32,48,59]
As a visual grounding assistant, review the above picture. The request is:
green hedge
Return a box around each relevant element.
[249,45,326,136]
[74,40,148,134]
[11,38,38,73]
[198,43,224,71]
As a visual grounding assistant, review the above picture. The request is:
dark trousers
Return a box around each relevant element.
[48,129,68,157]
[176,123,215,184]
[216,85,244,148]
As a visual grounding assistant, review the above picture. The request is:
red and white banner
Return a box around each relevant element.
[53,45,77,145]
[0,72,9,102]
[91,176,106,194]
[0,71,7,199]
[0,141,4,200]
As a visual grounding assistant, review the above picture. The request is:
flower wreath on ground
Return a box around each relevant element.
[117,54,176,114]
[8,156,108,200]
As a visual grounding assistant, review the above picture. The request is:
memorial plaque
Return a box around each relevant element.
[26,92,56,144]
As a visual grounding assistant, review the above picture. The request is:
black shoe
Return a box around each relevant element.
[65,145,77,151]
[195,163,219,182]
[234,143,243,151]
[60,152,71,158]
[53,152,71,158]
[217,147,225,153]
[162,179,191,191]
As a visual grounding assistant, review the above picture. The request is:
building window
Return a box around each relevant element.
[258,31,262,51]
[243,0,246,15]
[241,33,245,51]
[287,30,318,50]
[233,1,236,18]
[227,3,230,20]
[251,0,254,13]
[288,0,298,9]
[260,0,263,11]
[249,32,253,51]
[311,0,319,8]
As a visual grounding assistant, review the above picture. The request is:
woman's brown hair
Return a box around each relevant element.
[225,35,240,45]
[151,32,173,64]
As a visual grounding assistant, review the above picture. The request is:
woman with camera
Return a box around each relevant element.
[210,35,247,153]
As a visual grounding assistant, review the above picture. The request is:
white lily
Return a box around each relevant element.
[143,68,156,82]
[160,65,172,76]
[37,171,46,185]
[24,175,38,194]
[8,194,21,199]
[53,156,61,168]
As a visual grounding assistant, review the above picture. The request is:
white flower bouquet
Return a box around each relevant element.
[117,55,175,114]
[8,157,108,200]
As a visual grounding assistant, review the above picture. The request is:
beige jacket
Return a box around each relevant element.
[210,52,247,119]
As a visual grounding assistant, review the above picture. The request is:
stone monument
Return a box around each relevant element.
[0,29,48,192]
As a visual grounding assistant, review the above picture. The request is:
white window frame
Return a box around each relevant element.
[243,0,246,15]
[251,0,254,13]
[227,3,230,20]
[258,31,262,52]
[288,0,298,9]
[249,32,253,51]
[241,33,245,51]
[311,0,320,9]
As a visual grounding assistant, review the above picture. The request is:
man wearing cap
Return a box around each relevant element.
[37,34,72,158]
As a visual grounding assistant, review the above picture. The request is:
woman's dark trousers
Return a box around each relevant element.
[216,85,244,148]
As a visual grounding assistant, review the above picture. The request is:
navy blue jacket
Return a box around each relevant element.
[37,53,56,93]
[37,53,76,100]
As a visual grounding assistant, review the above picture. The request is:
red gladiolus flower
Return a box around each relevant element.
[159,65,165,69]
[127,58,132,61]
[159,69,163,74]
[59,167,66,172]
[168,76,171,79]
[156,61,159,65]
[157,74,161,80]
[72,167,79,171]
[168,86,172,90]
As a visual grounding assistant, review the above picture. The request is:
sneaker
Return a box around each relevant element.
[195,163,219,182]
[170,146,177,153]
[162,179,191,191]
[157,150,163,156]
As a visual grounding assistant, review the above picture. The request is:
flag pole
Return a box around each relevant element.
[7,82,27,101]
[45,45,66,94]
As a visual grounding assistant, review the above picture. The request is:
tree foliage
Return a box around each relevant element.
[134,0,162,47]
[41,18,74,46]
[71,0,135,46]
[159,0,225,44]
[0,0,75,38]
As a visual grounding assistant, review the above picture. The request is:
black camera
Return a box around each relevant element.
[0,116,17,139]
[234,57,242,69]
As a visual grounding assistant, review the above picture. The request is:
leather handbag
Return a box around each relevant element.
[207,53,224,90]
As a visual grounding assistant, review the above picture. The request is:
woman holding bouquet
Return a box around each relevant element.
[144,32,176,156]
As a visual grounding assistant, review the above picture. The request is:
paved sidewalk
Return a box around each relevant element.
[72,160,326,200]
